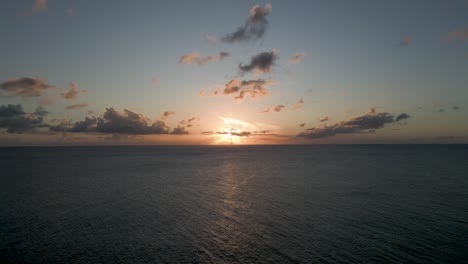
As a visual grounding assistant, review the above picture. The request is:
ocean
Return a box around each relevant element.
[0,145,467,263]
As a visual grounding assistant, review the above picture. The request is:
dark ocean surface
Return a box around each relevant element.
[1,145,467,263]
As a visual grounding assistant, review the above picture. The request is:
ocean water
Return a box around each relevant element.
[0,145,467,263]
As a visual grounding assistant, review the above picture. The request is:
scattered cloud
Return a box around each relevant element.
[202,79,274,101]
[289,52,305,64]
[262,104,285,113]
[320,116,329,122]
[179,52,229,65]
[152,78,160,86]
[299,123,305,127]
[65,103,88,110]
[453,105,460,110]
[222,3,272,43]
[0,104,47,133]
[203,33,217,45]
[239,50,278,74]
[446,28,468,42]
[61,82,83,99]
[291,99,303,110]
[161,111,175,120]
[397,37,412,47]
[298,109,410,139]
[0,77,55,97]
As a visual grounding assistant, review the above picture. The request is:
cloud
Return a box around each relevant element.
[65,103,88,110]
[179,52,229,65]
[446,28,468,42]
[152,78,160,86]
[204,79,273,101]
[51,108,167,134]
[453,105,460,110]
[0,77,55,97]
[291,99,303,110]
[262,104,285,113]
[61,82,83,99]
[0,104,47,133]
[33,106,49,117]
[239,51,278,74]
[397,37,412,47]
[298,109,410,139]
[32,0,47,13]
[161,111,175,119]
[438,108,445,113]
[203,33,217,45]
[289,52,305,64]
[299,123,305,127]
[320,116,329,122]
[39,97,54,105]
[222,4,272,43]
[395,113,410,121]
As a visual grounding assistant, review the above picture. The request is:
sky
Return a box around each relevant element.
[1,0,467,145]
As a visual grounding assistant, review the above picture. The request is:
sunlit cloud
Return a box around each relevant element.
[289,52,305,64]
[61,82,84,100]
[446,28,468,42]
[291,99,303,110]
[0,77,55,97]
[179,52,229,65]
[261,104,285,113]
[222,3,272,43]
[21,0,48,16]
[298,109,410,139]
[239,50,278,74]
[202,79,275,101]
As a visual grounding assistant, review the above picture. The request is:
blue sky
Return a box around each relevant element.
[0,0,467,145]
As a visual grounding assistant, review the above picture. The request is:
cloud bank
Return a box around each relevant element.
[298,109,410,139]
[0,104,48,133]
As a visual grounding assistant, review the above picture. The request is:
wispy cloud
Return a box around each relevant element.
[65,103,88,110]
[261,104,285,113]
[298,109,410,139]
[319,116,329,122]
[446,28,468,42]
[152,78,160,86]
[0,77,55,97]
[397,37,412,47]
[203,33,217,45]
[222,4,272,43]
[61,82,83,99]
[291,99,303,110]
[179,52,229,65]
[289,52,305,64]
[239,50,278,74]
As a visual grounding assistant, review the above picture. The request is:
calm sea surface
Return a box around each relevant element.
[1,145,467,263]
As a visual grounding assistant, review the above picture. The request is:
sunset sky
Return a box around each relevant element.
[1,0,467,145]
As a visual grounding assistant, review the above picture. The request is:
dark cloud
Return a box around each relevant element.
[239,51,278,74]
[452,105,460,110]
[222,4,272,43]
[397,37,412,47]
[65,103,88,110]
[299,123,305,127]
[34,106,49,117]
[50,107,190,135]
[61,82,82,99]
[204,79,272,101]
[320,116,329,122]
[0,104,47,133]
[0,77,55,97]
[395,113,410,121]
[298,109,410,139]
[179,52,230,65]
